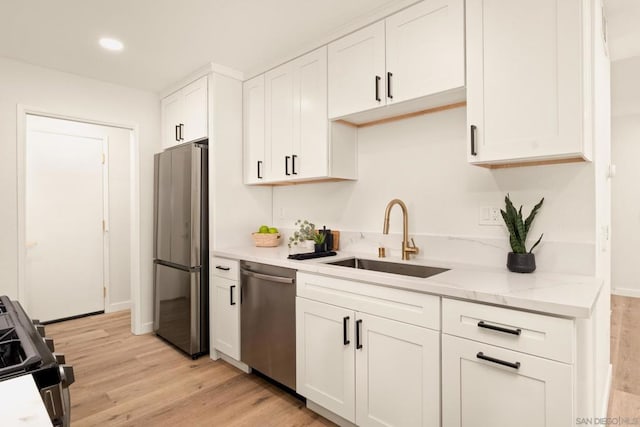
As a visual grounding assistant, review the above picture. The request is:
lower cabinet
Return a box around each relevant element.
[212,276,240,360]
[296,297,440,426]
[441,334,573,427]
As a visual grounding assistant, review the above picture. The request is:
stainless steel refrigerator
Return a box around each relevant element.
[153,141,208,358]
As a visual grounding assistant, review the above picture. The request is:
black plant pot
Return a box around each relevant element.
[507,252,536,273]
[314,243,325,253]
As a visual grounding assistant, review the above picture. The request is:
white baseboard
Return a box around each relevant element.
[134,321,154,335]
[107,300,131,313]
[600,363,613,418]
[611,287,640,298]
[307,401,356,427]
[217,352,251,374]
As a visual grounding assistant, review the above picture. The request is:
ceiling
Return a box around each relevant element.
[0,0,398,92]
[604,0,640,61]
[1,1,638,93]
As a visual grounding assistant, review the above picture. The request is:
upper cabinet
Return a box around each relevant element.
[161,76,208,150]
[244,46,357,185]
[466,0,594,166]
[328,0,465,123]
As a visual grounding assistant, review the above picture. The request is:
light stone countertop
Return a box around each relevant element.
[213,246,604,319]
[0,375,52,426]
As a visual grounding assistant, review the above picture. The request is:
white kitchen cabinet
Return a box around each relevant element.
[243,75,266,184]
[442,334,573,427]
[466,0,594,165]
[296,272,440,426]
[265,61,294,181]
[296,297,356,422]
[385,0,464,104]
[328,21,386,119]
[211,257,241,361]
[328,0,465,123]
[250,46,357,185]
[161,76,208,149]
[356,312,440,427]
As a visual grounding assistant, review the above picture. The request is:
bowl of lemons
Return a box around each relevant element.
[251,225,281,247]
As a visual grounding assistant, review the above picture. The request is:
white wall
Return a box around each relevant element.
[0,56,160,329]
[611,56,640,296]
[273,107,596,273]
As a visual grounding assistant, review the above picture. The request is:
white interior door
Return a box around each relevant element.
[26,121,106,321]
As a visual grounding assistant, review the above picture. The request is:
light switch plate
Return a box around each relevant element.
[479,207,502,226]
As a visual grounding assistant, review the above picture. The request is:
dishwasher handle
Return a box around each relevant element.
[241,269,295,284]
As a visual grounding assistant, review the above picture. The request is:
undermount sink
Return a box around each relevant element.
[327,258,449,279]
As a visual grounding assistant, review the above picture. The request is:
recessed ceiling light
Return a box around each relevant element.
[99,37,124,52]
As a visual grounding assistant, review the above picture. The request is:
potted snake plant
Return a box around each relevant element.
[500,195,544,273]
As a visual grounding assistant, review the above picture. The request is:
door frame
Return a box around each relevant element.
[16,105,143,333]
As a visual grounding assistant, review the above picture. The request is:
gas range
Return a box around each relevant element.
[0,296,74,426]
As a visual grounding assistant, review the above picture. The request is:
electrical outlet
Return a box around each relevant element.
[479,207,502,226]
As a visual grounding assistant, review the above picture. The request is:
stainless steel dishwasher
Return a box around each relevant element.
[240,260,297,390]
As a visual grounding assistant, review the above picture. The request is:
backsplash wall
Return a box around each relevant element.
[273,107,596,274]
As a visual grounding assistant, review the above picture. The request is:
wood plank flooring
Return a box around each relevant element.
[609,295,640,418]
[46,296,640,425]
[45,311,334,426]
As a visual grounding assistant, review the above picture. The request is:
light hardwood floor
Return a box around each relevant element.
[47,296,640,426]
[46,311,334,426]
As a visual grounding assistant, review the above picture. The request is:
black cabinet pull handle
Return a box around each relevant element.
[375,76,381,102]
[215,265,230,271]
[230,285,236,305]
[179,123,185,141]
[257,160,263,179]
[477,321,521,336]
[175,125,180,142]
[356,319,363,349]
[285,156,291,176]
[343,316,350,345]
[387,72,393,99]
[476,352,520,369]
[292,154,298,175]
[470,125,477,156]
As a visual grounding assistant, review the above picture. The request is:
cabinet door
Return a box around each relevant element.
[355,313,440,427]
[466,0,584,163]
[296,298,356,423]
[243,75,266,184]
[212,276,240,360]
[161,91,183,149]
[182,76,208,143]
[292,46,328,179]
[442,334,573,427]
[265,62,294,181]
[385,0,464,104]
[328,21,386,119]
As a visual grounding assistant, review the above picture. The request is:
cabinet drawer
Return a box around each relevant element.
[442,298,574,363]
[211,257,239,280]
[297,272,440,330]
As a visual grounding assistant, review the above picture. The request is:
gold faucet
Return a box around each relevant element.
[383,199,419,260]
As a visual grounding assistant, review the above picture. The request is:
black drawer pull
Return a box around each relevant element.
[215,265,230,271]
[175,125,180,142]
[470,125,478,156]
[343,316,350,345]
[179,123,185,141]
[477,352,520,370]
[356,319,363,349]
[257,160,263,179]
[387,72,393,99]
[477,321,521,336]
[292,154,298,175]
[375,75,381,102]
[285,156,291,176]
[230,285,236,305]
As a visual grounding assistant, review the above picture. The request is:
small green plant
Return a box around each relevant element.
[312,232,326,245]
[500,194,544,254]
[288,219,316,248]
